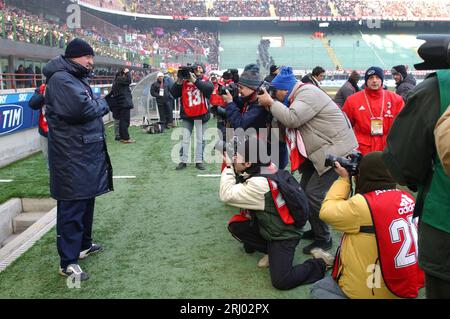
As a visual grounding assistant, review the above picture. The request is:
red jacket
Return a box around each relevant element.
[343,87,404,155]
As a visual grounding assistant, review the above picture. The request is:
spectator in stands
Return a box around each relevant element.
[301,66,326,88]
[221,136,334,290]
[151,71,174,130]
[343,66,404,155]
[391,65,416,103]
[15,64,25,88]
[264,65,280,83]
[25,64,34,88]
[43,38,117,281]
[108,68,135,143]
[171,63,213,171]
[383,69,450,299]
[311,152,424,299]
[35,66,42,87]
[258,66,358,254]
[334,71,361,108]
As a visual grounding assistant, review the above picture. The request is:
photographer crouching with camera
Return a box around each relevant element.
[220,135,334,290]
[170,63,214,170]
[257,66,358,254]
[310,151,424,299]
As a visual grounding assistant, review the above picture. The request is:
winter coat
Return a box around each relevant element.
[301,74,320,87]
[343,87,404,155]
[269,82,358,176]
[170,78,214,122]
[220,167,302,241]
[226,96,270,131]
[334,81,359,108]
[150,77,174,106]
[110,74,134,110]
[395,74,417,103]
[43,55,113,200]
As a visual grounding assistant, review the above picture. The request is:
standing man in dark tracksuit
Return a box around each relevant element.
[43,38,118,281]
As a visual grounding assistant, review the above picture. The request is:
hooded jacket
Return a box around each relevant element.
[320,152,403,299]
[43,55,113,200]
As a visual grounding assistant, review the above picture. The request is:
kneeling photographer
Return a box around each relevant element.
[310,151,424,299]
[220,136,333,290]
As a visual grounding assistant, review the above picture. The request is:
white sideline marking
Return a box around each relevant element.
[197,174,221,178]
[113,176,136,179]
[0,180,13,183]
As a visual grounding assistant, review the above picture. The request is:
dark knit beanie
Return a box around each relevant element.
[364,66,384,85]
[270,65,279,74]
[391,65,408,80]
[65,38,95,58]
[239,64,262,90]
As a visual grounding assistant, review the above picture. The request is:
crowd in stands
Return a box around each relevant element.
[81,0,450,18]
[0,4,219,67]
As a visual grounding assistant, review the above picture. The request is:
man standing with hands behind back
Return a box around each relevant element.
[44,38,117,281]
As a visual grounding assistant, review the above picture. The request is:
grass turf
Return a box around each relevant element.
[0,122,420,298]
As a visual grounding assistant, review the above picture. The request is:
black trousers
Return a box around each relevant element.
[425,273,450,299]
[158,101,173,127]
[56,198,95,268]
[112,108,131,140]
[228,220,326,290]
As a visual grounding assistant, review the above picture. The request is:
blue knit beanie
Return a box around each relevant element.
[271,66,297,91]
[365,66,384,85]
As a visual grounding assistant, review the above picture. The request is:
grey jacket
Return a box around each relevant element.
[395,74,417,103]
[334,81,358,108]
[270,82,358,175]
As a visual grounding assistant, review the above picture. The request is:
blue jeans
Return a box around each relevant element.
[180,119,208,163]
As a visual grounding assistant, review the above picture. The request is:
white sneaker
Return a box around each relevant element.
[311,248,335,268]
[59,264,89,281]
[257,254,270,268]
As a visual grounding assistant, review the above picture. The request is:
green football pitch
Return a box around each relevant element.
[0,122,423,299]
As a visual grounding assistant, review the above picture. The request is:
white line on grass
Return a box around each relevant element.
[113,176,137,179]
[197,174,221,178]
[0,180,13,183]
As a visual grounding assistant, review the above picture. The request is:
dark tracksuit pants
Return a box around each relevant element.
[112,108,131,140]
[228,220,326,290]
[57,198,95,268]
[299,160,338,242]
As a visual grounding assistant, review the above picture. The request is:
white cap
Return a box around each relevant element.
[157,72,164,77]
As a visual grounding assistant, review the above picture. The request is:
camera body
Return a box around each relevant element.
[177,66,196,80]
[258,81,272,95]
[218,82,239,98]
[324,151,363,176]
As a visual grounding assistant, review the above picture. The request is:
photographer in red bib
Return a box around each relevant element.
[170,63,214,170]
[311,152,424,299]
[343,67,404,155]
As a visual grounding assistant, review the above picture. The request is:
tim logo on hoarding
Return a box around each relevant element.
[0,105,24,136]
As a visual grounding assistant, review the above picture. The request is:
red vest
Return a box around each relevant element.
[228,165,295,225]
[181,80,208,117]
[333,189,424,298]
[209,81,226,107]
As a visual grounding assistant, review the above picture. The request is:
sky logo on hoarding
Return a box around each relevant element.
[0,105,24,136]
